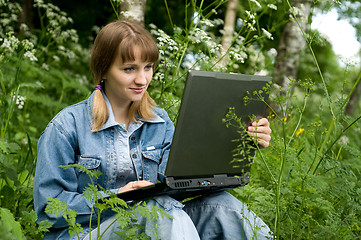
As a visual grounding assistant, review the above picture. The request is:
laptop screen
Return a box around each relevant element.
[165,70,271,178]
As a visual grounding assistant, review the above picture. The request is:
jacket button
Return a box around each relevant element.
[139,176,143,180]
[131,136,136,141]
[132,154,137,158]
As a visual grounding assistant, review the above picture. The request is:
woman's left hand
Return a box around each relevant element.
[247,118,272,148]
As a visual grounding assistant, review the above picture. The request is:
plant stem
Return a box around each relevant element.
[1,85,20,139]
[340,71,361,111]
[285,0,335,119]
[163,0,174,28]
[110,0,119,19]
[287,92,309,146]
[312,114,361,174]
[308,117,334,175]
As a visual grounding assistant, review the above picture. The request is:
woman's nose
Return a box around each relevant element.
[135,70,148,85]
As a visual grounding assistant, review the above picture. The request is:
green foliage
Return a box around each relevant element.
[43,164,171,239]
[45,198,83,237]
[231,75,361,239]
[0,0,92,238]
[0,207,25,239]
[145,1,287,121]
[0,0,360,239]
[222,106,257,170]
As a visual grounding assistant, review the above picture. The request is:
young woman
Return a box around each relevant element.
[34,20,272,240]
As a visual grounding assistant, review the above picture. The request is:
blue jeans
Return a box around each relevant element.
[82,191,272,240]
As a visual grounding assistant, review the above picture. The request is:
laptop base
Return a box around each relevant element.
[99,174,249,203]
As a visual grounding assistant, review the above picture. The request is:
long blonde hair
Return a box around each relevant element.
[90,20,159,132]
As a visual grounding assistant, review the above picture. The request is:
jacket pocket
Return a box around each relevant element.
[77,155,101,172]
[141,146,162,183]
[76,155,102,190]
[141,147,162,164]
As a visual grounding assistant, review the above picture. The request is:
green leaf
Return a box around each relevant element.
[0,142,6,154]
[38,220,54,233]
[45,198,68,217]
[0,208,25,239]
[0,139,20,154]
[5,166,17,182]
[21,210,38,224]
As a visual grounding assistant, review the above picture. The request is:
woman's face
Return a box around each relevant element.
[103,46,154,108]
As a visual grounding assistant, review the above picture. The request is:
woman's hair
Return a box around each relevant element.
[90,20,159,132]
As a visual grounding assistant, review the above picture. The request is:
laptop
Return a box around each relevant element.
[100,70,271,203]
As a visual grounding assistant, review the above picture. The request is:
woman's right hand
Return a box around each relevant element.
[118,180,154,193]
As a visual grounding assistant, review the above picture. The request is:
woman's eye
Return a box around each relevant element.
[145,64,153,70]
[123,67,134,72]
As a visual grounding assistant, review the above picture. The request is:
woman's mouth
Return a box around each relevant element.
[131,88,144,94]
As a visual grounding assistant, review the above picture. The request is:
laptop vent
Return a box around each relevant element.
[174,181,190,188]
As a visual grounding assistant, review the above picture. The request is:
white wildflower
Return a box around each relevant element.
[250,0,261,8]
[24,51,38,62]
[22,39,34,50]
[255,69,269,76]
[1,34,21,53]
[339,136,349,145]
[212,19,224,26]
[267,48,277,57]
[20,23,29,32]
[15,95,26,109]
[153,72,165,81]
[262,28,274,40]
[52,55,60,62]
[1,38,11,49]
[92,25,101,34]
[245,11,255,20]
[229,50,247,63]
[68,29,79,42]
[42,63,49,71]
[200,19,214,27]
[247,23,256,31]
[267,4,277,10]
[75,74,87,85]
[34,0,45,7]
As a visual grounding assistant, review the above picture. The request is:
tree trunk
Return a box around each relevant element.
[119,0,147,26]
[220,0,239,67]
[19,0,34,37]
[345,72,361,116]
[273,0,313,91]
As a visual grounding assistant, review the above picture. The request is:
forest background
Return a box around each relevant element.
[0,0,360,239]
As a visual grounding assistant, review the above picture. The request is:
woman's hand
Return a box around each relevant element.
[118,180,154,194]
[247,118,272,148]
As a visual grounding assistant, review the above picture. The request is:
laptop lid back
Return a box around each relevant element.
[165,70,271,178]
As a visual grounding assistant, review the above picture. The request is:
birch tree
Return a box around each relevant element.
[273,0,313,92]
[220,0,239,66]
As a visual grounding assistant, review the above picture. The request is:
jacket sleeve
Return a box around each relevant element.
[158,112,175,182]
[33,121,98,228]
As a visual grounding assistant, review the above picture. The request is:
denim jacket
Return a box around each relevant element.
[33,91,175,239]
